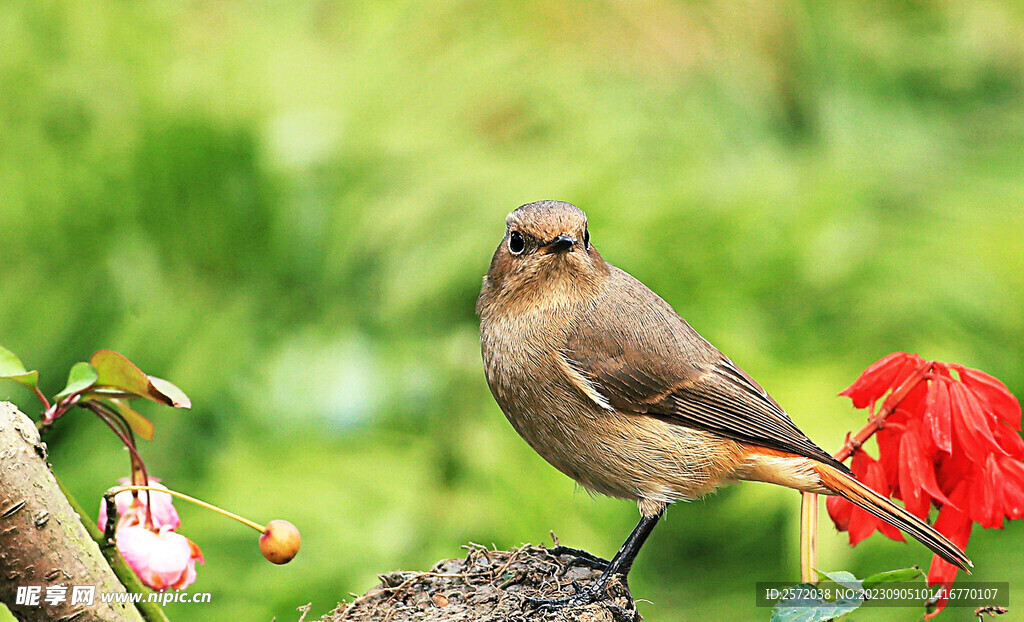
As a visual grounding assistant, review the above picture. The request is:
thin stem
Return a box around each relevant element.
[799,359,933,584]
[800,491,818,583]
[83,401,152,527]
[92,402,136,450]
[31,385,51,410]
[38,393,81,432]
[111,486,267,534]
[83,402,147,483]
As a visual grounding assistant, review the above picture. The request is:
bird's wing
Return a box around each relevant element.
[564,267,850,473]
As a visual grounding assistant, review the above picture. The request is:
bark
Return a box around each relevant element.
[0,401,145,622]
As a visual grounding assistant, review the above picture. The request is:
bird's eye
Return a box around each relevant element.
[508,231,526,254]
[583,227,590,249]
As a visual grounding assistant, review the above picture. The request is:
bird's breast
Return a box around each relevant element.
[480,308,598,463]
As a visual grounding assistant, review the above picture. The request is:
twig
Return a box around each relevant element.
[799,491,818,583]
[834,360,932,463]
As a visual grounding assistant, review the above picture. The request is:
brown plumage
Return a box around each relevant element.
[477,201,970,607]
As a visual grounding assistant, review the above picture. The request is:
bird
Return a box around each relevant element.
[476,200,971,610]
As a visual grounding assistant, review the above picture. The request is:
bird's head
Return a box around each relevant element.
[479,200,609,316]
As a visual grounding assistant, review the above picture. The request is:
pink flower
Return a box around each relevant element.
[115,524,204,591]
[98,478,179,531]
[98,478,203,591]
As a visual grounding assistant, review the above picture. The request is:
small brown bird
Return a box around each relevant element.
[477,200,971,609]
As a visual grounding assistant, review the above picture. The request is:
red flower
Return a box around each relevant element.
[829,352,1024,618]
[925,481,973,617]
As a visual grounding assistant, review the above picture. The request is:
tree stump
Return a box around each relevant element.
[316,543,641,622]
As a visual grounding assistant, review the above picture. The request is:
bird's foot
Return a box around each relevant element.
[548,545,611,572]
[525,578,604,610]
[525,575,637,621]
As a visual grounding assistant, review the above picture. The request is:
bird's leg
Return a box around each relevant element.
[527,508,664,611]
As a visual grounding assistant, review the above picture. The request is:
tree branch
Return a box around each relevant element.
[0,401,146,622]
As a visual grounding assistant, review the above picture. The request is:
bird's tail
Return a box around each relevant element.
[815,462,973,572]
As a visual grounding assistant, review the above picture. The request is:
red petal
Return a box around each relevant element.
[966,465,1002,529]
[880,356,929,412]
[965,471,986,525]
[847,450,884,545]
[864,456,905,542]
[847,506,876,545]
[958,366,1022,430]
[998,455,1024,487]
[981,455,1008,527]
[840,352,916,409]
[925,497,972,622]
[877,412,908,491]
[851,447,871,478]
[827,449,861,535]
[901,428,956,512]
[992,422,1024,460]
[826,494,852,532]
[999,456,1024,520]
[942,480,972,534]
[918,408,939,457]
[961,383,1011,457]
[841,450,904,544]
[875,513,905,541]
[935,445,973,495]
[927,482,973,591]
[949,382,1006,464]
[927,553,962,586]
[989,456,1008,527]
[1003,481,1024,520]
[896,379,930,422]
[898,433,930,520]
[925,378,953,455]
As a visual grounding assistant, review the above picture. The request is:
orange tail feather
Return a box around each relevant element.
[815,462,972,572]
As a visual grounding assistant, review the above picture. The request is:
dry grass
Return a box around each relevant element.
[313,543,640,622]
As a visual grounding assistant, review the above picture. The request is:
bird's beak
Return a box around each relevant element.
[543,234,576,253]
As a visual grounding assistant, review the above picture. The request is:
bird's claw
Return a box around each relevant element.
[525,588,639,622]
[525,574,634,612]
[549,545,611,572]
[607,603,641,622]
[525,586,603,611]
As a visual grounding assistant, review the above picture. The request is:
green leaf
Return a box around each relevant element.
[771,582,863,622]
[55,362,99,400]
[148,375,191,409]
[862,566,924,590]
[90,349,152,397]
[815,570,863,590]
[0,345,39,389]
[109,399,155,441]
[89,350,189,408]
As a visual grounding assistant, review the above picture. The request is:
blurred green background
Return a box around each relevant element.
[2,1,1023,620]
